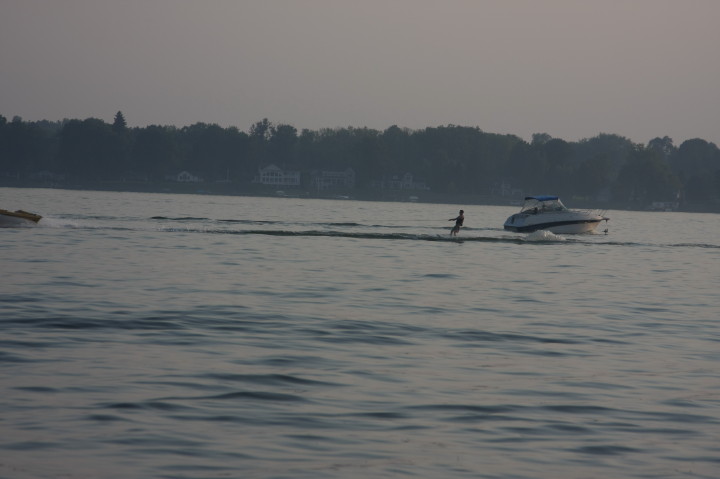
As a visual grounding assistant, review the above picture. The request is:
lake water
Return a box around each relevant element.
[1,187,718,479]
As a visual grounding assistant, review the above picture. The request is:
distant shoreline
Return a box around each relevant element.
[3,181,717,214]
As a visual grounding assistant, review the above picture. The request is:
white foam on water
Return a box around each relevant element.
[525,229,566,241]
[37,217,81,228]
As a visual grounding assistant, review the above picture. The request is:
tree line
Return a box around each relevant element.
[1,112,719,210]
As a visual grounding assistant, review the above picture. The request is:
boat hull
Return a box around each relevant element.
[504,217,604,234]
[0,209,42,227]
[504,195,608,235]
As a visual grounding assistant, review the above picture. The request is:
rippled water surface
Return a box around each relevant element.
[1,188,719,478]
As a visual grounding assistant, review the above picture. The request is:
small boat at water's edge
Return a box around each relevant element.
[504,196,608,234]
[0,208,43,227]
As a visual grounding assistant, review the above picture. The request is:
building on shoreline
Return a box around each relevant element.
[252,164,301,186]
[312,168,355,191]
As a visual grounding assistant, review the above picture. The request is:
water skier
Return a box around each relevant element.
[449,209,464,236]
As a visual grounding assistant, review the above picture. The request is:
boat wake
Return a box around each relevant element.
[30,215,720,249]
[525,230,567,242]
[155,227,575,244]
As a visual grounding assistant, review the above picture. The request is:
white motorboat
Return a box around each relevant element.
[0,208,43,227]
[504,196,608,234]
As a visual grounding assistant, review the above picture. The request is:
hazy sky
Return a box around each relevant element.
[2,0,719,145]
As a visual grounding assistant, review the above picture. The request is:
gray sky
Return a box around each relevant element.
[2,0,719,145]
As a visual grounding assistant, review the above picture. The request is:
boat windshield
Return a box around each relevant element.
[520,197,567,213]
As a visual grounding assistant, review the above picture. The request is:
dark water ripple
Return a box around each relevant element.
[203,373,339,387]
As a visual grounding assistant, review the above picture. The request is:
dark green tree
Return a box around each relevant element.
[531,133,552,146]
[671,139,720,204]
[112,111,127,132]
[671,139,720,178]
[648,136,675,159]
[129,125,180,180]
[538,138,574,194]
[179,123,247,182]
[614,145,681,205]
[269,123,298,167]
[569,134,635,198]
[57,118,123,180]
[0,117,59,176]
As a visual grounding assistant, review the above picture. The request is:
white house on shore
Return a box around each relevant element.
[312,168,355,190]
[166,171,203,183]
[492,181,523,198]
[253,164,301,186]
[372,172,428,191]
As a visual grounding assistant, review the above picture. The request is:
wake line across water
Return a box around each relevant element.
[153,216,332,226]
[158,227,567,244]
[33,216,720,248]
